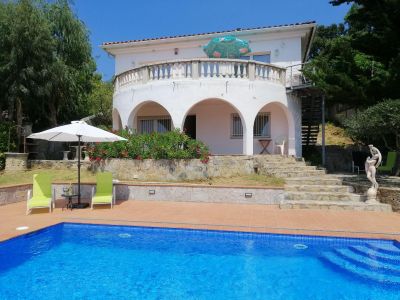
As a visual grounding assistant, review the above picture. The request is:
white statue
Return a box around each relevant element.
[365,144,382,203]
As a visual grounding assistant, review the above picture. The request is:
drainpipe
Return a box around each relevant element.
[321,94,326,167]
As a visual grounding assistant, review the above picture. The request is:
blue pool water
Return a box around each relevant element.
[0,223,399,300]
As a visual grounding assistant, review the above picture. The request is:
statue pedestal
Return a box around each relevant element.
[366,187,378,204]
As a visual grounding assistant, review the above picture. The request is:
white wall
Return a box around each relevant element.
[114,77,301,156]
[188,100,243,155]
[114,32,303,75]
[131,99,291,156]
[253,104,288,154]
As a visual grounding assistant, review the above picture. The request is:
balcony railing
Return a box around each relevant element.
[115,58,287,91]
[286,63,313,89]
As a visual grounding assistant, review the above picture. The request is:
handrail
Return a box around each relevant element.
[285,62,313,89]
[114,58,287,91]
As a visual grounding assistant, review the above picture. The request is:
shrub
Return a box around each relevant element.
[344,99,400,150]
[87,129,210,163]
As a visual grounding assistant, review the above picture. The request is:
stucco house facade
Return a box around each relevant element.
[102,21,316,157]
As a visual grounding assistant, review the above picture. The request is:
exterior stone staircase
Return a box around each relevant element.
[256,155,392,212]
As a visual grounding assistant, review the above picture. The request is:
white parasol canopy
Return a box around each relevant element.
[27,121,126,208]
[27,121,126,142]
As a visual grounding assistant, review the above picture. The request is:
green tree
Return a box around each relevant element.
[0,0,54,132]
[304,24,389,107]
[0,0,96,131]
[305,1,399,108]
[331,0,400,100]
[44,0,95,127]
[87,75,114,126]
[344,99,400,150]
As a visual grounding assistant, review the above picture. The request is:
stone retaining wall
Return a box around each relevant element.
[5,153,29,171]
[114,184,283,204]
[344,183,400,212]
[30,156,270,181]
[30,160,91,170]
[0,184,31,206]
[0,182,283,207]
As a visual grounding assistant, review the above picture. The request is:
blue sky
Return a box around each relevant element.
[72,0,350,80]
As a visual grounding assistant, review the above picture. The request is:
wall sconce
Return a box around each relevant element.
[245,193,253,198]
[174,48,179,55]
[149,190,156,195]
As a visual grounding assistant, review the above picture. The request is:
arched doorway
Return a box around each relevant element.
[128,101,173,134]
[183,98,245,155]
[253,102,291,155]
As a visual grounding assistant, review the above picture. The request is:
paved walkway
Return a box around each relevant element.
[1,200,400,242]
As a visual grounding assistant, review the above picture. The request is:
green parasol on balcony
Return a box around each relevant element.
[203,35,251,59]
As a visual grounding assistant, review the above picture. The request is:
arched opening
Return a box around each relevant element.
[128,101,173,134]
[253,102,291,155]
[112,108,123,131]
[182,98,244,155]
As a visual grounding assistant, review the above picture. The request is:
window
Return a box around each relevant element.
[231,114,243,138]
[240,52,271,63]
[253,113,270,137]
[231,113,271,138]
[138,117,171,134]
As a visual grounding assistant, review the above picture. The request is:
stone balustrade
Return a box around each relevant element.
[115,58,287,91]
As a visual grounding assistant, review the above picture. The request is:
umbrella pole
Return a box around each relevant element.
[72,134,88,208]
[78,135,81,204]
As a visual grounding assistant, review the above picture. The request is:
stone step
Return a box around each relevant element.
[256,161,307,167]
[284,191,364,202]
[279,200,392,212]
[253,155,302,163]
[285,177,343,186]
[320,251,400,286]
[262,165,317,172]
[266,169,326,178]
[284,184,354,193]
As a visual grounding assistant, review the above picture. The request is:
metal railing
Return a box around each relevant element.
[286,63,313,89]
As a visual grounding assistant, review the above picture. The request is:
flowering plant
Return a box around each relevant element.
[88,129,210,163]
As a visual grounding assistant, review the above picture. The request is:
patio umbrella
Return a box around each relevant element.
[28,121,127,208]
[203,35,251,59]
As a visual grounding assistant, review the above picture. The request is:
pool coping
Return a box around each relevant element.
[1,201,399,243]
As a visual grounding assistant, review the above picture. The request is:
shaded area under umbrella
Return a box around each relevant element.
[28,121,126,208]
[203,35,251,59]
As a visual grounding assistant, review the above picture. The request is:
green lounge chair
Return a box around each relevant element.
[26,174,54,215]
[378,151,397,174]
[91,172,115,209]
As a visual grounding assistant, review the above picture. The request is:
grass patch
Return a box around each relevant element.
[0,170,284,188]
[0,169,97,187]
[317,123,354,146]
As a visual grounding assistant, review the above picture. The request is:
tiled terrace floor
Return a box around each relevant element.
[1,200,400,242]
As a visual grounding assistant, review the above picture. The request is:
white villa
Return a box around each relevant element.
[102,21,316,157]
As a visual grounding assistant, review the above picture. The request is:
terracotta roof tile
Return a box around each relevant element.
[102,21,316,46]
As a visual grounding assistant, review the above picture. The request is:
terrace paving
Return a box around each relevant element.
[0,200,399,242]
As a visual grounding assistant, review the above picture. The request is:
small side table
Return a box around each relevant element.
[62,194,79,210]
[258,139,272,154]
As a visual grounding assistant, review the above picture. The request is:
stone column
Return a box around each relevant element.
[243,122,254,155]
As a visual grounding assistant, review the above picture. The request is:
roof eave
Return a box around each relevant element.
[101,22,316,55]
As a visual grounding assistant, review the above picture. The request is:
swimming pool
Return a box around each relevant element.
[0,223,399,299]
